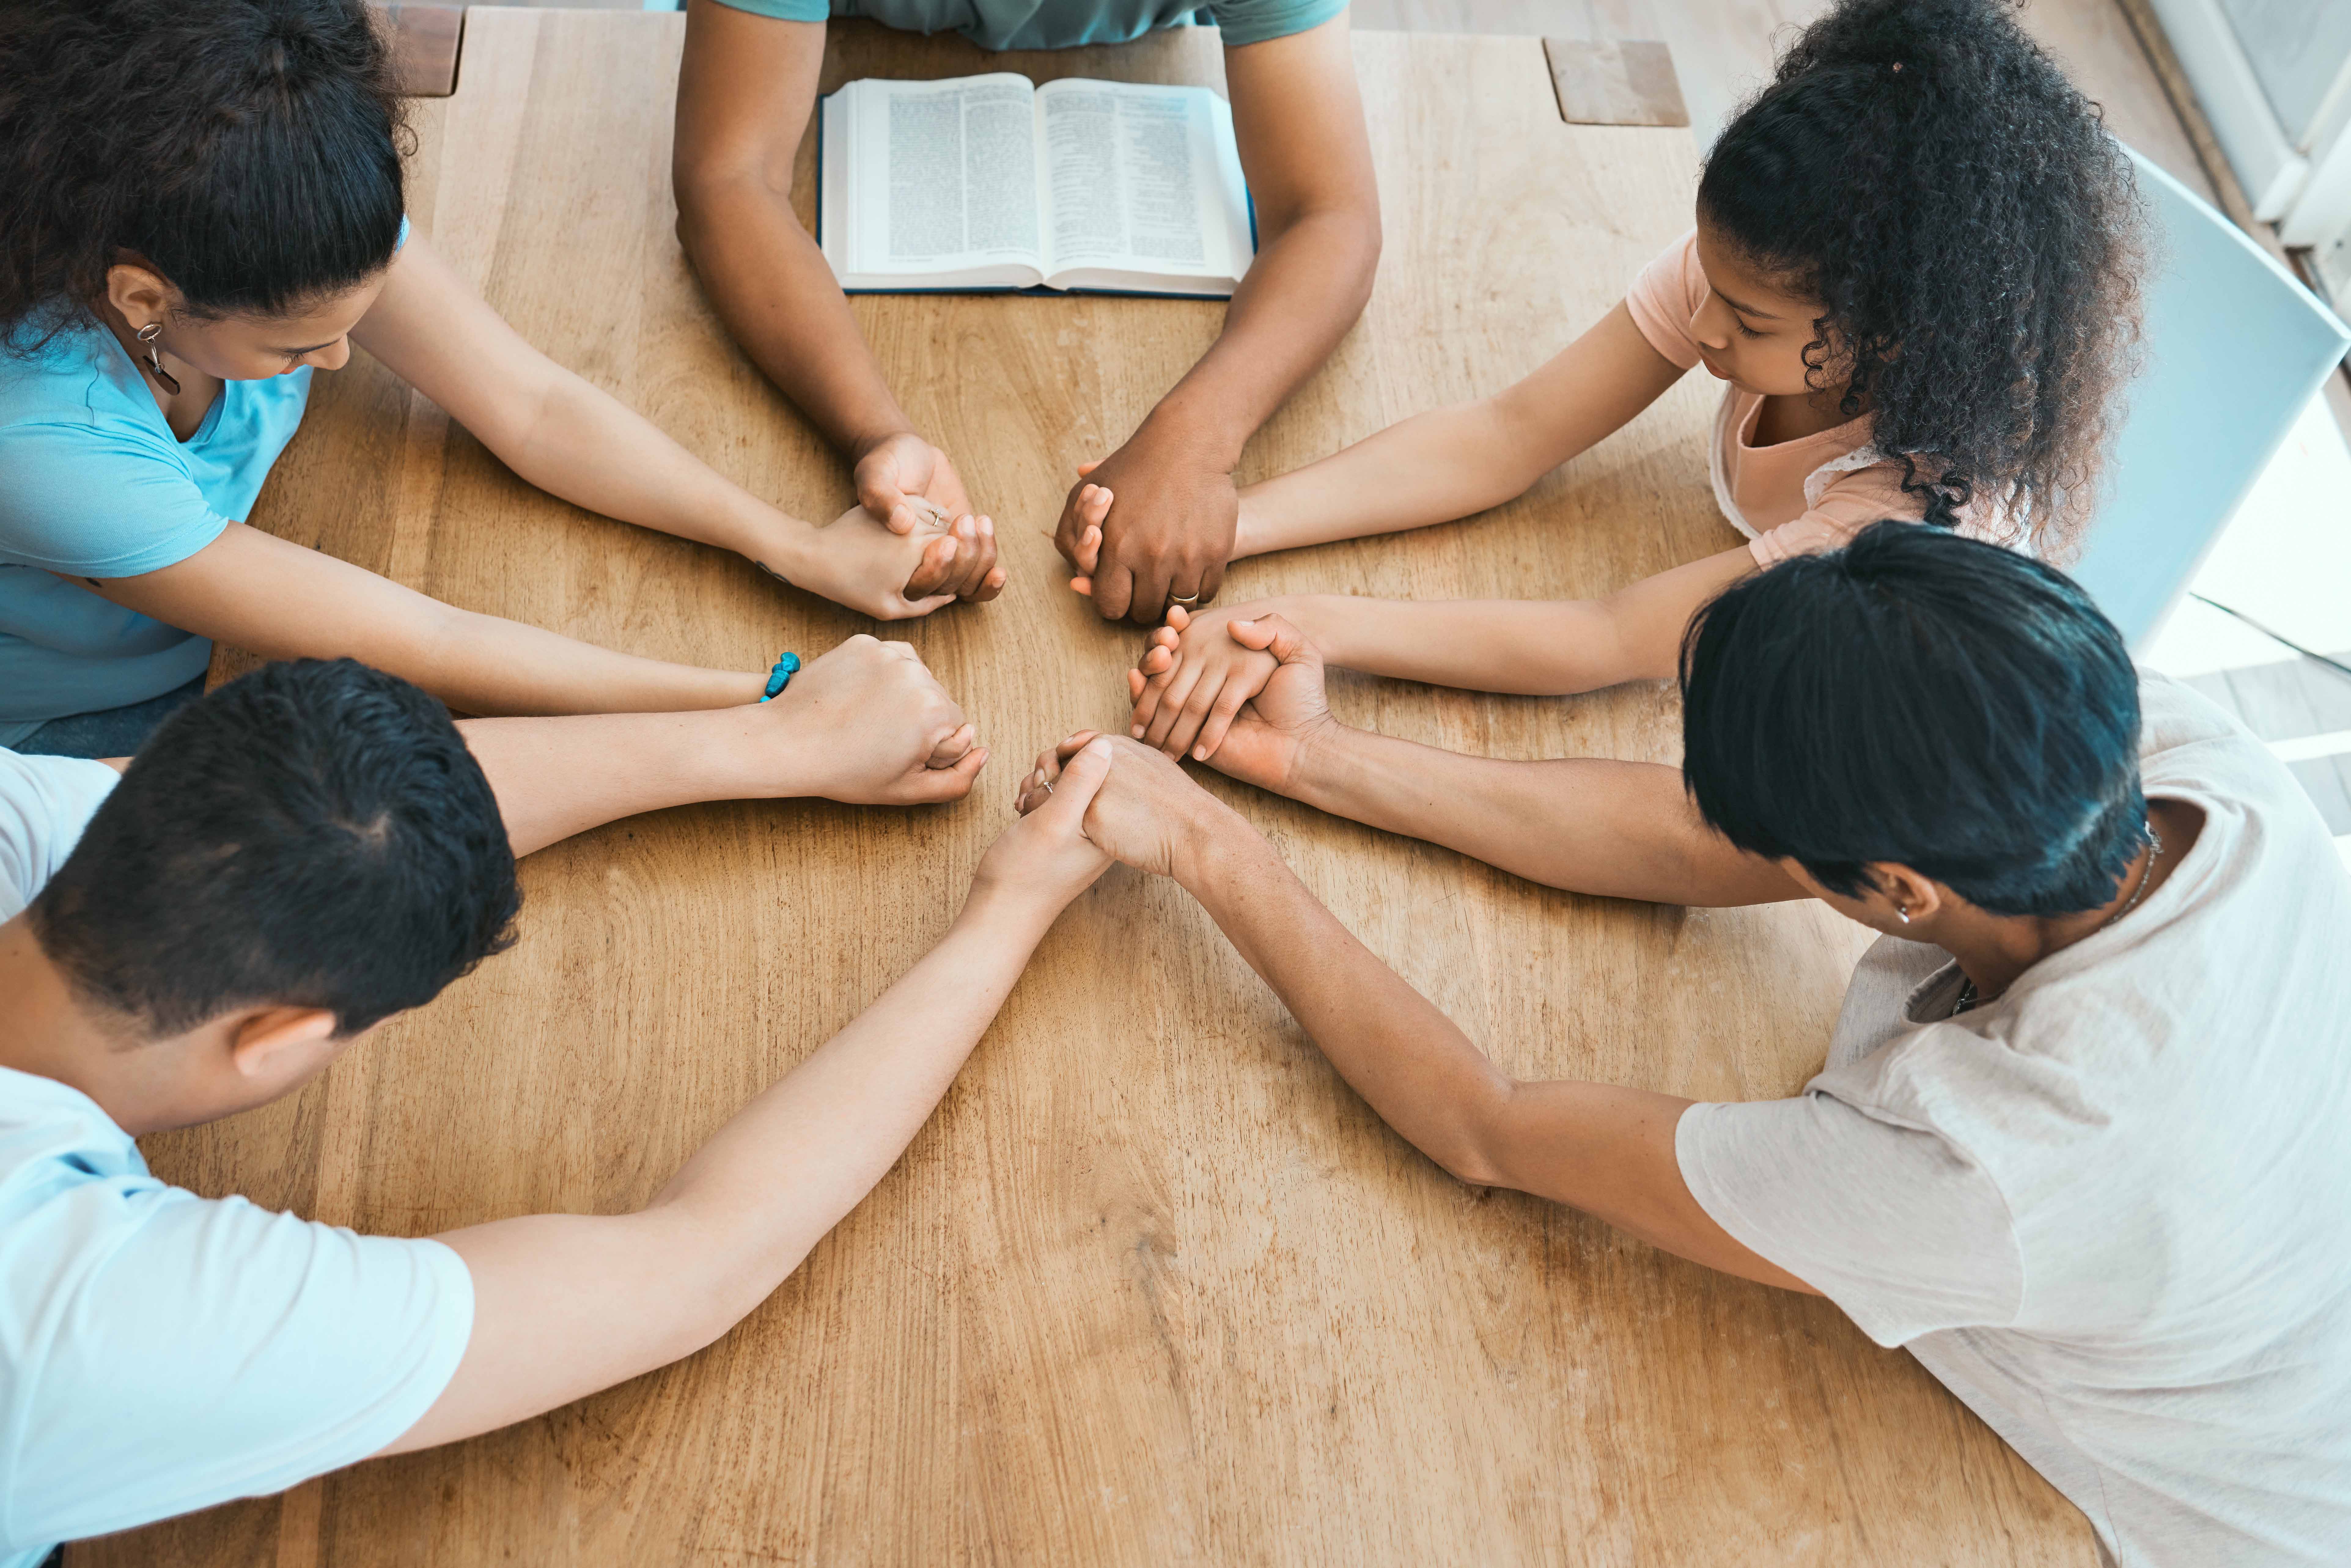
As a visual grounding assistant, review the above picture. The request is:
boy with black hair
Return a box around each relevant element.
[1016,523,2351,1565]
[0,653,1125,1566]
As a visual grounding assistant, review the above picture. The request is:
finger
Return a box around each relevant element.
[1227,613,1314,663]
[1139,643,1176,677]
[858,468,918,535]
[1125,559,1173,628]
[1075,458,1103,477]
[1074,523,1102,575]
[965,519,1006,602]
[1165,668,1229,759]
[1055,730,1104,763]
[1193,680,1254,760]
[948,517,993,598]
[903,534,959,598]
[1127,667,1146,700]
[1079,485,1113,528]
[1069,575,1094,597]
[1034,735,1114,826]
[1165,603,1192,633]
[1144,659,1209,752]
[905,745,987,802]
[927,722,976,769]
[1130,658,1179,735]
[1198,553,1227,607]
[886,591,957,619]
[1093,560,1136,622]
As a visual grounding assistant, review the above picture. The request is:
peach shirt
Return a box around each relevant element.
[1624,231,2000,566]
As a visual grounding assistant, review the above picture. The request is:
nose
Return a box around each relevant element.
[1690,292,1734,353]
[298,338,353,373]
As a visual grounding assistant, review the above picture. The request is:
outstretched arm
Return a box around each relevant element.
[1231,302,1685,559]
[671,1,985,541]
[1054,13,1384,622]
[458,635,988,857]
[353,227,999,619]
[1013,736,1816,1293]
[382,740,1119,1456]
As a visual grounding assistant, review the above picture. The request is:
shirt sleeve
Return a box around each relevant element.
[5,1180,473,1548]
[0,751,119,916]
[1207,0,1348,46]
[1747,465,1926,567]
[702,0,830,20]
[1622,229,1707,370]
[1676,1093,2025,1346]
[0,420,230,578]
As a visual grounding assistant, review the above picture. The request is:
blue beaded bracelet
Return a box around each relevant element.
[758,652,801,702]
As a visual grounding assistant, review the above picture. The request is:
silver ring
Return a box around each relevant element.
[1039,779,1054,795]
[1170,591,1201,607]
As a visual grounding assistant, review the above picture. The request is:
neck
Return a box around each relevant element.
[0,916,155,1130]
[1937,797,2202,1004]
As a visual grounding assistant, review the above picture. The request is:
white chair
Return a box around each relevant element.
[2071,149,2351,646]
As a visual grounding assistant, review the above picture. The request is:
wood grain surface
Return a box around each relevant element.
[83,11,2095,1564]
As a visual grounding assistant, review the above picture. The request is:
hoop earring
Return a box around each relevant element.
[134,321,182,396]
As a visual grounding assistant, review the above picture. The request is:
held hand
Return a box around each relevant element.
[1053,435,1239,624]
[1126,600,1285,760]
[758,634,987,803]
[855,431,972,539]
[776,503,999,621]
[970,735,1119,914]
[1013,731,1235,881]
[1161,613,1339,796]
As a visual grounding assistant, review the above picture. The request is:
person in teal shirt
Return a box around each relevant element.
[673,0,1382,624]
[1,0,1006,760]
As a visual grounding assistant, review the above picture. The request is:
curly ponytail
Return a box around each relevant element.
[1698,0,2145,559]
[0,0,408,349]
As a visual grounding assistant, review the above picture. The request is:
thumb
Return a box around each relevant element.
[1038,735,1114,826]
[859,469,918,535]
[1228,612,1319,667]
[1076,457,1104,477]
[903,745,988,802]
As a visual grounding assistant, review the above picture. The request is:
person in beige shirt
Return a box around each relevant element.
[1021,522,2351,1566]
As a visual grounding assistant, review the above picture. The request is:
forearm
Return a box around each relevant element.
[675,170,917,458]
[1173,811,1816,1291]
[1267,594,1641,694]
[642,885,1053,1317]
[1139,204,1380,472]
[458,707,782,857]
[1236,401,1559,558]
[1286,725,1801,905]
[503,372,820,564]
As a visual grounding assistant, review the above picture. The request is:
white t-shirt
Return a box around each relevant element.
[0,750,474,1566]
[1677,674,2351,1566]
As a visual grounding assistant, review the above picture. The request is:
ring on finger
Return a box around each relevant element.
[1169,590,1201,607]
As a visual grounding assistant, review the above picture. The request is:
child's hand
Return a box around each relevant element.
[970,735,1117,914]
[1064,467,1112,597]
[756,634,987,804]
[1125,600,1287,761]
[767,503,1003,620]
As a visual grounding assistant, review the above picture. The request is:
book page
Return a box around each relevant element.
[1036,80,1250,287]
[844,75,1043,275]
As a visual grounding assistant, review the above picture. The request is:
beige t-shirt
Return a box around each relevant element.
[1623,230,2006,565]
[1677,673,2351,1566]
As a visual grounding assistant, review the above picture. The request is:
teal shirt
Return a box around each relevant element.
[711,0,1344,51]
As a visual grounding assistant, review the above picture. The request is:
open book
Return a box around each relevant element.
[818,74,1255,297]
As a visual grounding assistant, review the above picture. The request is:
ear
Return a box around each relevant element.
[227,1007,341,1080]
[105,259,179,329]
[1869,863,1946,926]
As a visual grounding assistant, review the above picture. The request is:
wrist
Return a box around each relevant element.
[846,420,921,466]
[742,511,825,589]
[955,872,1069,941]
[1167,795,1264,894]
[1132,398,1246,476]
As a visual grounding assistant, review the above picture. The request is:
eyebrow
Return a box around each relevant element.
[1710,287,1782,321]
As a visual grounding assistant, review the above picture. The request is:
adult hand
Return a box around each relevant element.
[763,502,1000,621]
[969,734,1119,914]
[1144,613,1339,796]
[854,431,975,540]
[1053,433,1238,623]
[756,635,986,803]
[1014,731,1238,882]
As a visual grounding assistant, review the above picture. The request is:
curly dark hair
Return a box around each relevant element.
[0,0,407,350]
[1698,0,2145,559]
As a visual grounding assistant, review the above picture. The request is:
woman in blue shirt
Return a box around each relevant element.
[0,0,1005,756]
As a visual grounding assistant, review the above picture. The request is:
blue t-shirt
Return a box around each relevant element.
[0,325,308,744]
[711,0,1344,51]
[0,749,474,1566]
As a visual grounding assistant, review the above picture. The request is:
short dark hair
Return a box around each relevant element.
[0,0,406,342]
[1697,0,2143,557]
[1680,523,2147,917]
[30,660,518,1039]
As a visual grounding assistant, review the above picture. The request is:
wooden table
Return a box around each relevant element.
[87,11,2095,1564]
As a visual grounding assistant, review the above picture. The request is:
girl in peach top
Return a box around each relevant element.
[1098,0,2145,775]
